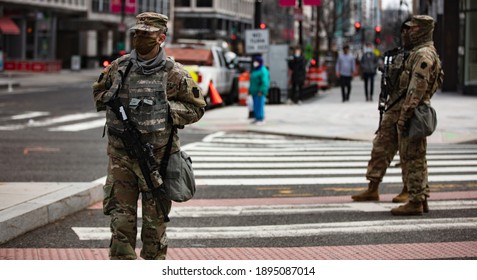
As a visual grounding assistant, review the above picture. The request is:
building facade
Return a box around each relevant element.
[0,0,171,71]
[416,0,476,95]
[172,0,254,54]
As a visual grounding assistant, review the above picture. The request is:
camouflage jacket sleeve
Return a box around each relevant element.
[167,62,206,126]
[399,48,435,124]
[91,62,119,112]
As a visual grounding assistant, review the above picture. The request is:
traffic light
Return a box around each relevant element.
[259,23,267,29]
[375,25,381,45]
[354,22,361,31]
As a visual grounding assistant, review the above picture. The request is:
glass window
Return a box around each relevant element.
[197,0,213,8]
[175,0,190,7]
[464,11,477,86]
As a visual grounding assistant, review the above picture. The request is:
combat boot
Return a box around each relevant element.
[390,200,424,216]
[351,181,380,201]
[392,185,409,203]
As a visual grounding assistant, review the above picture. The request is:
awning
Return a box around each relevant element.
[0,17,20,35]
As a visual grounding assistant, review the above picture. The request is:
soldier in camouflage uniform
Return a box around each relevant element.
[351,20,412,203]
[391,15,443,215]
[92,12,206,259]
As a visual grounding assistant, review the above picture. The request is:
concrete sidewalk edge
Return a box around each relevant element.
[0,181,104,244]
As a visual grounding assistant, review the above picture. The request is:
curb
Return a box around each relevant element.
[0,181,104,244]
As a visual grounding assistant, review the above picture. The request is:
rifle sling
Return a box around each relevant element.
[384,92,406,112]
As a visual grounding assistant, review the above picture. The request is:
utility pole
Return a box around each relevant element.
[315,5,320,66]
[254,0,262,28]
[119,0,126,52]
[298,0,303,48]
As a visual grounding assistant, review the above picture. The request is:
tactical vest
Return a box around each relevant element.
[106,57,174,134]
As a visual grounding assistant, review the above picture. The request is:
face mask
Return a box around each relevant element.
[294,52,301,57]
[253,61,260,68]
[401,29,411,48]
[133,34,158,55]
[364,47,371,53]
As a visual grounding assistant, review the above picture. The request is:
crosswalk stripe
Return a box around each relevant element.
[78,132,477,244]
[189,132,477,185]
[0,112,103,131]
[133,200,477,218]
[48,118,105,132]
[186,150,477,156]
[72,217,477,240]
[195,174,477,186]
[191,160,477,169]
[194,166,477,177]
[10,111,50,120]
[189,154,477,162]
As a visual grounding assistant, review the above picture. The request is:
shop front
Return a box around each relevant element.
[460,0,477,95]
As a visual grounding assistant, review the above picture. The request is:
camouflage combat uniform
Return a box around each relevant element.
[392,15,443,215]
[364,49,409,195]
[92,13,206,259]
[352,24,412,203]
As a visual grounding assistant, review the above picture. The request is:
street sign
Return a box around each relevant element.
[245,29,270,54]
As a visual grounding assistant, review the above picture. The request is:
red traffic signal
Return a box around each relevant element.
[354,22,361,30]
[375,26,381,33]
[259,23,267,29]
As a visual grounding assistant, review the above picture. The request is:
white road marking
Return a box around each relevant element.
[194,166,477,177]
[195,174,477,186]
[72,217,477,240]
[10,111,50,120]
[49,118,105,131]
[191,160,477,169]
[0,112,103,130]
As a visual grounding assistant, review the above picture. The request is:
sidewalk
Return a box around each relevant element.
[192,77,477,145]
[1,69,477,245]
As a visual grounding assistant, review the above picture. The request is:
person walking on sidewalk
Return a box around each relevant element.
[249,55,270,125]
[360,42,379,101]
[288,46,307,104]
[335,45,356,102]
[351,20,413,204]
[92,12,205,259]
[391,15,443,216]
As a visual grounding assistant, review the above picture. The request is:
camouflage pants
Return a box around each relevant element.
[399,134,430,202]
[103,154,171,260]
[366,109,406,183]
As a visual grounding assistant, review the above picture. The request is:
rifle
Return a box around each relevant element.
[105,61,170,222]
[375,48,399,134]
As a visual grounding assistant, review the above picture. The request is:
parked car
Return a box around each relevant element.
[165,43,238,107]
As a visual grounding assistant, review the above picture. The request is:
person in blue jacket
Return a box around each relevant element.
[248,55,270,125]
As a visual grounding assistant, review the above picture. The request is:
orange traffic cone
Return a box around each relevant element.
[208,81,223,106]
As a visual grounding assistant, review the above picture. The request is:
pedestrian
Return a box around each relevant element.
[92,12,206,259]
[249,55,270,125]
[351,20,413,204]
[335,45,356,102]
[287,46,307,104]
[360,42,379,101]
[391,15,444,216]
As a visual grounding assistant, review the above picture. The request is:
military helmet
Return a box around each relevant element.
[404,15,435,46]
[404,15,435,30]
[130,12,168,33]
